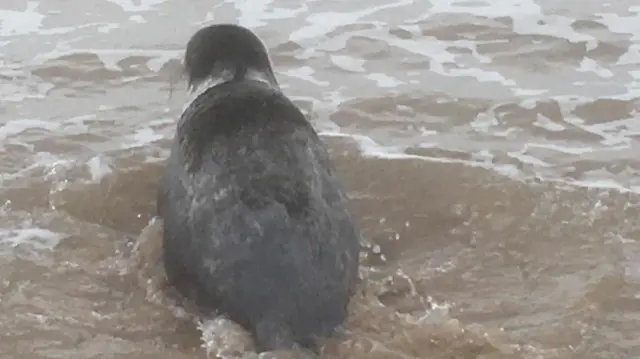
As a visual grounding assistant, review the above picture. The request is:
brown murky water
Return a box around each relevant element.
[1,0,640,358]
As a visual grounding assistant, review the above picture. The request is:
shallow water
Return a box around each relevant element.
[1,0,640,358]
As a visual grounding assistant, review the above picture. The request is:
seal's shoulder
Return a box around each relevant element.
[180,80,307,141]
[175,79,318,175]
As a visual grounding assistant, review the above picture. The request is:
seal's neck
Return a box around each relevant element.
[188,67,278,94]
[182,67,279,115]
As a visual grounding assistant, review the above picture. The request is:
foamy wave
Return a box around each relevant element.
[0,2,45,37]
[198,317,256,358]
[318,128,640,196]
[0,119,59,140]
[120,127,166,150]
[104,0,168,13]
[30,48,181,72]
[85,155,113,182]
[0,227,65,251]
[232,0,307,28]
[288,0,415,43]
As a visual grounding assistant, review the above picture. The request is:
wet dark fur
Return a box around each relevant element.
[156,24,361,354]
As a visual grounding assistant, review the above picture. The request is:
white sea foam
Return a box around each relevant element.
[532,114,566,132]
[0,79,54,103]
[231,0,307,28]
[104,0,168,12]
[197,317,254,358]
[86,155,113,182]
[288,0,414,43]
[0,228,65,251]
[0,0,638,203]
[0,1,45,36]
[120,127,165,150]
[330,55,366,73]
[31,48,181,72]
[367,73,404,88]
[428,0,598,48]
[283,66,330,87]
[0,119,59,140]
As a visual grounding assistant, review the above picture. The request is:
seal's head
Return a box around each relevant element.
[183,23,279,92]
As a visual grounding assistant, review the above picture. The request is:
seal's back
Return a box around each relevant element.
[158,73,360,353]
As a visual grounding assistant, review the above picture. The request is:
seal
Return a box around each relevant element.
[156,23,361,354]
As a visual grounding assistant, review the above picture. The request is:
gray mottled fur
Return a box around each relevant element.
[157,23,361,355]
